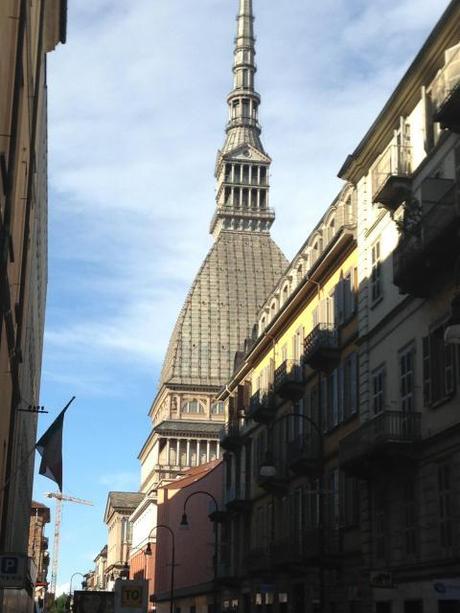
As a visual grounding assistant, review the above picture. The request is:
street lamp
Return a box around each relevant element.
[180,490,220,613]
[258,412,325,613]
[69,572,85,596]
[144,524,175,613]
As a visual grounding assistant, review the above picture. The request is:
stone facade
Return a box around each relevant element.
[0,2,66,611]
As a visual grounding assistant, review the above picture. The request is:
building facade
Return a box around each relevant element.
[218,2,460,613]
[217,186,360,613]
[28,501,50,611]
[103,492,143,591]
[0,1,66,611]
[154,460,224,613]
[338,2,460,611]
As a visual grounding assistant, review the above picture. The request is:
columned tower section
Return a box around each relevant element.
[211,0,274,237]
[138,0,287,496]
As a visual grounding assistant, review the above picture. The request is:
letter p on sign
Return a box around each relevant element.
[1,557,18,574]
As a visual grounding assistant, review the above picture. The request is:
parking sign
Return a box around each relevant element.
[0,554,27,589]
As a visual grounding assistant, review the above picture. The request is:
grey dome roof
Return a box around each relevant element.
[160,231,287,388]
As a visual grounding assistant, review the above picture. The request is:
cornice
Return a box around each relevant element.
[338,1,460,184]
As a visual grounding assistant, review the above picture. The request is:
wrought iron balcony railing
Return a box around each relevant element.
[339,410,421,476]
[274,359,304,400]
[219,421,243,451]
[393,182,459,296]
[431,43,460,132]
[372,144,412,208]
[247,389,277,423]
[287,432,321,476]
[303,323,340,371]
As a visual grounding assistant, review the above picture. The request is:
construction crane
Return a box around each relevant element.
[45,491,93,597]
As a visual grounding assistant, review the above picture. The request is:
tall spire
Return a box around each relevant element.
[210,0,274,238]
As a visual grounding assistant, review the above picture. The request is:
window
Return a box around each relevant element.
[280,344,287,362]
[292,327,304,362]
[327,469,340,528]
[423,325,456,406]
[340,473,359,527]
[371,240,382,303]
[182,400,205,414]
[402,479,418,556]
[343,353,358,419]
[211,401,224,415]
[438,462,453,550]
[372,365,386,414]
[321,353,358,433]
[374,487,387,562]
[400,345,415,412]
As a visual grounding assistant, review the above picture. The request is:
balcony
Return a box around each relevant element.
[393,181,459,296]
[244,547,271,576]
[270,529,341,571]
[339,410,421,478]
[372,144,412,210]
[246,390,277,424]
[302,528,341,565]
[287,432,321,476]
[224,484,251,513]
[432,44,460,133]
[303,324,340,372]
[217,562,240,588]
[274,359,304,401]
[219,422,243,452]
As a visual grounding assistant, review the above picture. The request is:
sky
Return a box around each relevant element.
[33,0,452,595]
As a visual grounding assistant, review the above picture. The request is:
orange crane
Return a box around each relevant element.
[45,491,93,596]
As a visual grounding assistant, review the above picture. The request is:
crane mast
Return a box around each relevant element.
[45,492,93,597]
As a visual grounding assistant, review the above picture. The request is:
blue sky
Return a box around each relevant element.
[33,0,451,594]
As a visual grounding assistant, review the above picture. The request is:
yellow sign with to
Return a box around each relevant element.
[121,585,144,608]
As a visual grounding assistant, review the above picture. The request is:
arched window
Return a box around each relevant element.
[328,217,336,242]
[282,285,289,304]
[182,400,205,414]
[297,264,303,283]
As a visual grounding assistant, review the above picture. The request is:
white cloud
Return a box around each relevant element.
[98,471,139,491]
[44,0,452,383]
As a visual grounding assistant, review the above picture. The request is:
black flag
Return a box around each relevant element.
[35,397,74,491]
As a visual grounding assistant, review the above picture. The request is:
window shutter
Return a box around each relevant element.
[332,370,339,427]
[422,335,432,406]
[338,364,344,423]
[334,280,343,325]
[320,377,328,433]
[350,353,358,415]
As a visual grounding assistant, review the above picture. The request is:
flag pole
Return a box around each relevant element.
[0,396,75,495]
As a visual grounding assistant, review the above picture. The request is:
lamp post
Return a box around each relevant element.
[144,524,175,613]
[180,490,220,613]
[258,411,325,613]
[69,572,85,596]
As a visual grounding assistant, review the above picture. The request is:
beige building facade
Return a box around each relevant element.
[103,492,143,590]
[338,2,460,611]
[0,1,66,611]
[28,501,50,611]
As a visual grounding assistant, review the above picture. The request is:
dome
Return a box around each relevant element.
[160,231,287,388]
